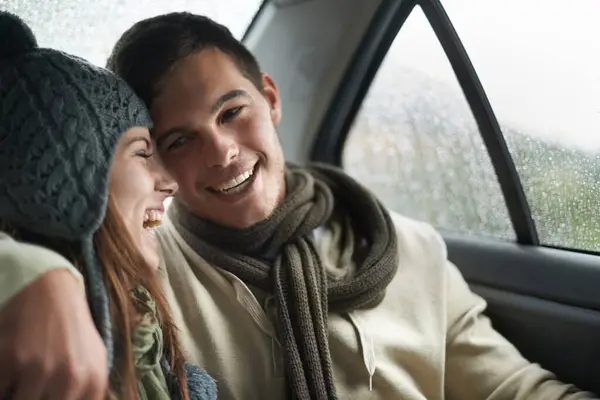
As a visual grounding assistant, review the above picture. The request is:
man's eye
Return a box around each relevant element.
[167,136,188,151]
[220,106,243,124]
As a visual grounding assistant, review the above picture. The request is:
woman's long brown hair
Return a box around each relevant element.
[1,195,189,400]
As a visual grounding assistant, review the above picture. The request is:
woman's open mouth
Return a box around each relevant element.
[143,209,164,231]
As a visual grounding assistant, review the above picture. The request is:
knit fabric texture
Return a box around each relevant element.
[0,12,153,372]
[171,162,399,400]
[163,361,218,400]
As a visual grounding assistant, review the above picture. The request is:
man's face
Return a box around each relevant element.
[151,48,286,229]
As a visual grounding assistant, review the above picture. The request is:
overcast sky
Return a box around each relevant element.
[3,0,598,151]
[393,0,600,150]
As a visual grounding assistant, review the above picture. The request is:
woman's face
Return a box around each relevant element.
[108,127,178,269]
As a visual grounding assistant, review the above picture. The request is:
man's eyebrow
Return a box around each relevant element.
[153,126,193,149]
[211,89,251,113]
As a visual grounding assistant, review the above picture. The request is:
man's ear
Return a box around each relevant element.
[261,73,281,126]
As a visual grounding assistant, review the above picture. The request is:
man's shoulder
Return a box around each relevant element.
[386,209,447,259]
[380,210,451,283]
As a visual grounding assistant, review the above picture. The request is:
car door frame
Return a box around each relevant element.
[308,0,600,393]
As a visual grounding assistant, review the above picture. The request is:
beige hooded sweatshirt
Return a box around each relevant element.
[0,212,596,400]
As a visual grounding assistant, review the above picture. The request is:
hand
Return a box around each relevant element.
[0,268,109,400]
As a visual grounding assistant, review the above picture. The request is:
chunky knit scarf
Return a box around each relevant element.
[170,163,399,399]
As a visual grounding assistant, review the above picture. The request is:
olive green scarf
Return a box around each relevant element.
[131,287,172,400]
[108,287,171,400]
[170,163,399,400]
[110,288,217,400]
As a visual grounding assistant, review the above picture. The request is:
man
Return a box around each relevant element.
[0,12,595,400]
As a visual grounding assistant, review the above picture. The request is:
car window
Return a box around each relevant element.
[343,5,515,240]
[3,0,263,66]
[442,0,600,251]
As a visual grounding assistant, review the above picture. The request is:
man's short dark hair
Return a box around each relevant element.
[106,12,263,108]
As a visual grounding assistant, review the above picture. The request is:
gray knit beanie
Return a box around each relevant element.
[0,12,153,373]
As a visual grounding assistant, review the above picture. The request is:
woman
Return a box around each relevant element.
[0,12,216,400]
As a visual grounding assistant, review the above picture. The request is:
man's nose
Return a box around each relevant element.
[202,131,239,167]
[155,162,179,196]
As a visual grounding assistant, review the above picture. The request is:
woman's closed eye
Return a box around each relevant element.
[135,149,154,158]
[131,137,154,158]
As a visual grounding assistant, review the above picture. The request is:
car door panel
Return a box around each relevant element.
[445,234,600,393]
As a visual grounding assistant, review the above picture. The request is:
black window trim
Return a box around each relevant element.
[311,0,539,246]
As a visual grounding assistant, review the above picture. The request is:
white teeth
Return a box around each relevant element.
[213,168,254,192]
[143,210,164,228]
